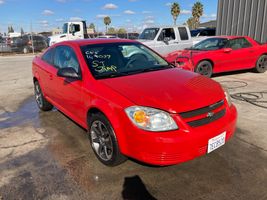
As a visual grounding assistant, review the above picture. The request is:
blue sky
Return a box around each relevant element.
[0,0,218,33]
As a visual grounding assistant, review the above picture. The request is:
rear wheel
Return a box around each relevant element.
[254,55,267,73]
[34,81,53,111]
[195,60,213,78]
[88,112,127,166]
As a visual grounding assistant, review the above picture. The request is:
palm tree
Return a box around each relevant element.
[104,16,111,34]
[171,3,180,25]
[186,17,196,30]
[192,1,203,29]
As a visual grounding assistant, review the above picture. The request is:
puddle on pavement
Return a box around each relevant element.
[0,97,40,129]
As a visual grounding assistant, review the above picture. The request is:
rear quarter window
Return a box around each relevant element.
[178,27,189,40]
[42,49,54,65]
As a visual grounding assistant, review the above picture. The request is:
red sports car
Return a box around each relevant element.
[32,39,237,166]
[165,36,267,77]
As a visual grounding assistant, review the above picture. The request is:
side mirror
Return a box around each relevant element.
[69,24,75,35]
[57,68,81,80]
[163,37,171,44]
[224,48,232,53]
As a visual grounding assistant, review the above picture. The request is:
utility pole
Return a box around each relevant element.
[30,21,35,54]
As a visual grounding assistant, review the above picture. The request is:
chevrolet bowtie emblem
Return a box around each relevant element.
[207,112,214,118]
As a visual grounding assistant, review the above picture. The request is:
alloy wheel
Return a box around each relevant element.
[258,56,267,71]
[90,120,113,161]
[196,63,212,77]
[34,83,43,108]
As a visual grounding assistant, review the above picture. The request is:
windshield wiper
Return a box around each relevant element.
[126,65,173,74]
[95,72,129,79]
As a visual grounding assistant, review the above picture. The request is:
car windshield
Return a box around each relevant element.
[189,38,228,50]
[81,43,171,79]
[62,23,68,34]
[139,28,159,40]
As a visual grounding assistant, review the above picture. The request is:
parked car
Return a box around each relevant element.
[137,25,207,55]
[190,28,216,45]
[9,34,48,54]
[165,36,267,77]
[190,28,216,37]
[32,39,237,166]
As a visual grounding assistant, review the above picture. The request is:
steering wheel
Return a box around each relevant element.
[125,53,148,68]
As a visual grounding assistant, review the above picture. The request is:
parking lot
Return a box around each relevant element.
[0,55,267,200]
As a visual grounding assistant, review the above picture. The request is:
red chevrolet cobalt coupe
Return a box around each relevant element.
[32,39,237,166]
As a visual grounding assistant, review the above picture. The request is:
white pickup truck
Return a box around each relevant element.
[137,25,205,55]
[48,21,89,46]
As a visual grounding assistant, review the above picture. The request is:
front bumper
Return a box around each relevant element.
[117,104,237,166]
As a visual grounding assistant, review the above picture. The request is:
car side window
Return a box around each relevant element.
[42,48,54,65]
[70,24,80,33]
[178,27,189,40]
[227,38,252,50]
[158,28,176,41]
[54,46,80,73]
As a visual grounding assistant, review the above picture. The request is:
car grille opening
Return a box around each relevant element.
[179,100,226,127]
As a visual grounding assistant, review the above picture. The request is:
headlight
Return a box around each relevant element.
[125,106,178,131]
[222,86,232,106]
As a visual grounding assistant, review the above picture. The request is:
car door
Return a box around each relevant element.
[51,45,85,123]
[154,28,179,54]
[216,38,254,71]
[38,48,56,98]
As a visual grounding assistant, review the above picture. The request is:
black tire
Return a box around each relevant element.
[254,55,267,73]
[195,60,213,78]
[34,81,53,111]
[88,112,127,166]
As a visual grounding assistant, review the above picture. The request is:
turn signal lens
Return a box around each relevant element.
[133,110,148,124]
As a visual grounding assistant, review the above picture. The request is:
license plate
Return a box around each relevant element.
[207,132,226,153]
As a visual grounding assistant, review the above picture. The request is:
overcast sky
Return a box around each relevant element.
[0,0,217,33]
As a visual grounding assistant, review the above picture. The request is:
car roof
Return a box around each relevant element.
[59,38,138,46]
[214,36,246,39]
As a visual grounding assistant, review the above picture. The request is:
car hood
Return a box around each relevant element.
[99,68,225,113]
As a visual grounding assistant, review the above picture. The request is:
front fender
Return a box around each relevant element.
[88,98,129,155]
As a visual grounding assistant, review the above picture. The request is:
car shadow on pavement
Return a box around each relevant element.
[122,175,157,200]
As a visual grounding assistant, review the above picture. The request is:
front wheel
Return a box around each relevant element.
[34,81,53,111]
[88,113,127,166]
[195,60,213,78]
[254,55,267,73]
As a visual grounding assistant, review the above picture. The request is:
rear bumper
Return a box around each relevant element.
[119,105,237,166]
